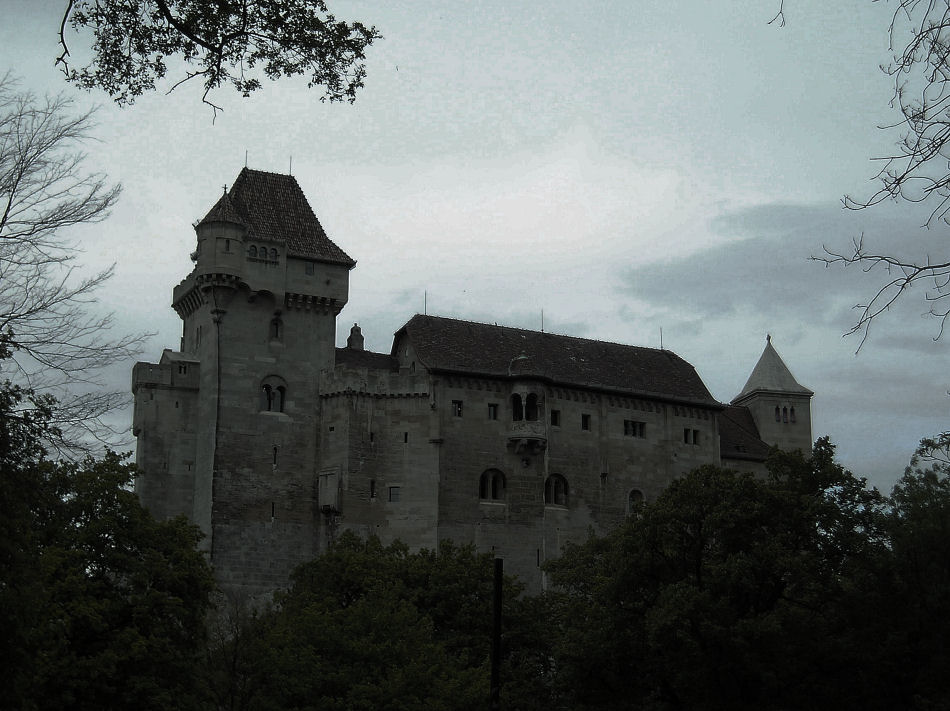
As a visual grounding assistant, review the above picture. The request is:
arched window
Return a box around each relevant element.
[790,406,796,423]
[260,375,288,412]
[782,406,788,423]
[479,469,506,501]
[248,245,257,257]
[774,406,781,422]
[525,393,539,421]
[511,393,523,421]
[628,489,644,516]
[270,247,278,260]
[545,474,569,507]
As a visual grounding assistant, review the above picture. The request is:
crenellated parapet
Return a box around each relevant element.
[319,364,429,400]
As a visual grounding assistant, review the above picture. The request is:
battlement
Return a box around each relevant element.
[319,363,429,399]
[132,353,200,393]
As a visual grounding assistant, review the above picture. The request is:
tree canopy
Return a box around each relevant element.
[0,337,215,710]
[57,0,381,110]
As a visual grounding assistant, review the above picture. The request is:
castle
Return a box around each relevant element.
[131,169,813,597]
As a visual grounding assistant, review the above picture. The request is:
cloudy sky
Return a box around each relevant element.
[2,1,946,491]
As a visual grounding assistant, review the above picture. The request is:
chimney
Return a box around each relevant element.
[347,323,364,351]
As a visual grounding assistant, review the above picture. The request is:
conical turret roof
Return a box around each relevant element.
[733,335,812,402]
[199,189,246,227]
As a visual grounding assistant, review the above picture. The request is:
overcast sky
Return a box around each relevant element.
[2,1,946,492]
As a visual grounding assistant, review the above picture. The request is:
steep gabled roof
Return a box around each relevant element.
[198,168,355,267]
[719,405,772,462]
[734,336,812,402]
[393,314,719,406]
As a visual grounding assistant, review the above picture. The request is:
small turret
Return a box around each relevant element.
[194,188,247,277]
[732,335,813,453]
[346,323,364,350]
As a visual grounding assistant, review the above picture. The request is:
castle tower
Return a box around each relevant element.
[133,168,355,597]
[731,335,813,454]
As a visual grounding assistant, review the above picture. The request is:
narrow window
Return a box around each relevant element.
[272,446,278,466]
[403,432,408,443]
[774,405,781,422]
[511,393,523,421]
[262,384,274,411]
[683,429,699,445]
[790,406,797,423]
[276,386,286,413]
[628,489,644,515]
[452,400,463,417]
[488,403,498,420]
[178,364,187,374]
[271,502,276,518]
[196,325,202,346]
[388,486,401,502]
[550,409,561,427]
[249,245,257,257]
[224,239,231,252]
[782,406,789,423]
[581,413,591,431]
[625,420,646,438]
[369,432,375,443]
[305,261,314,275]
[525,393,539,421]
[545,474,569,506]
[270,318,282,340]
[270,248,278,260]
[174,400,179,408]
[370,480,376,498]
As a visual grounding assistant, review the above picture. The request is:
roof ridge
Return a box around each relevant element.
[407,313,671,356]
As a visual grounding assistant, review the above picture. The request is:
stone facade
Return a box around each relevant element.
[132,169,813,598]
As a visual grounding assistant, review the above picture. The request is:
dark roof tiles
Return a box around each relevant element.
[395,315,719,405]
[199,168,355,266]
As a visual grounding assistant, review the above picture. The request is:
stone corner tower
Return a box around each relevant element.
[132,168,355,598]
[731,335,813,454]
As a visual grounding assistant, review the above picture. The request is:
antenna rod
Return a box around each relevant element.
[660,327,664,350]
[541,309,544,333]
[424,290,427,315]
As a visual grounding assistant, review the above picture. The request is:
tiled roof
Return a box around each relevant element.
[719,405,772,462]
[734,336,812,401]
[199,168,355,266]
[394,315,719,406]
[335,347,399,370]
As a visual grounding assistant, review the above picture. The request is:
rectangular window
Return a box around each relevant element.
[550,409,561,426]
[388,486,401,502]
[305,262,315,275]
[684,428,700,445]
[403,432,409,443]
[488,403,498,420]
[452,400,463,417]
[581,413,591,431]
[624,420,646,438]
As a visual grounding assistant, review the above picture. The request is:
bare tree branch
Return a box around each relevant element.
[0,75,148,455]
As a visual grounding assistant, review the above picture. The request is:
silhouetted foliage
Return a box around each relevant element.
[57,0,380,111]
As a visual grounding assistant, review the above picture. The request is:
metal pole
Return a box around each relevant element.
[490,557,502,710]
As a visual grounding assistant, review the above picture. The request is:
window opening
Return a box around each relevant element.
[270,248,278,260]
[624,420,646,438]
[628,489,644,515]
[249,245,257,257]
[388,486,401,503]
[683,428,700,445]
[270,318,282,340]
[305,261,314,275]
[790,406,797,423]
[452,400,463,417]
[488,402,499,420]
[511,393,523,421]
[271,502,276,518]
[782,406,789,423]
[774,405,781,422]
[370,480,376,498]
[479,469,506,501]
[403,432,408,443]
[525,393,539,421]
[550,409,561,426]
[581,413,591,431]
[545,474,569,506]
[273,446,278,466]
